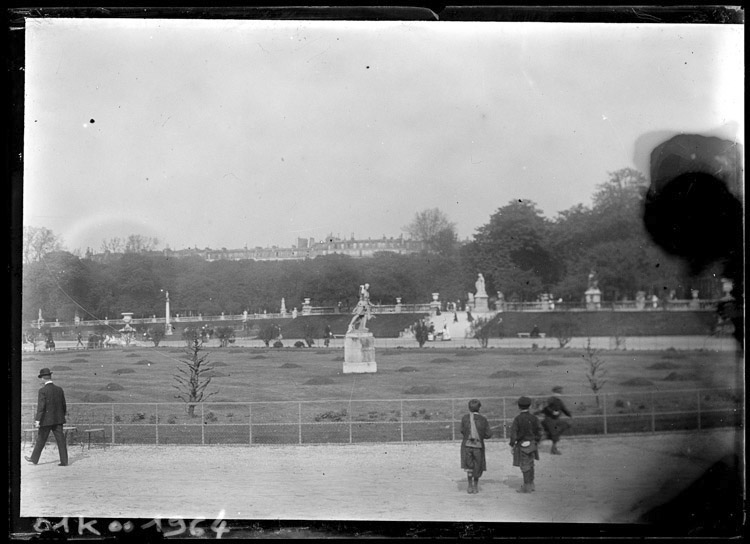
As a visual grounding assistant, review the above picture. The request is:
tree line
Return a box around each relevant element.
[22,168,724,324]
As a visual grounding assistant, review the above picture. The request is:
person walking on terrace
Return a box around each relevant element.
[510,396,542,493]
[460,399,492,494]
[25,368,68,466]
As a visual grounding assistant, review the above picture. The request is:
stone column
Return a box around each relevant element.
[302,298,312,315]
[165,296,172,335]
[395,297,402,313]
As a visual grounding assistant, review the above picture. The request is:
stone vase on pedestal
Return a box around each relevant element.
[343,330,377,374]
[430,293,441,316]
[585,288,602,310]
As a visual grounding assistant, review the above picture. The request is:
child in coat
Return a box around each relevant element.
[509,396,542,493]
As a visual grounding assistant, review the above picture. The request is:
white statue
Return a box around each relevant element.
[475,273,487,297]
[348,283,373,333]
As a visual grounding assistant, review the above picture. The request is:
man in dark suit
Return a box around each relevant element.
[25,368,68,466]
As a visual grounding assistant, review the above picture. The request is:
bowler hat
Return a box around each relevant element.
[518,396,532,408]
[38,368,52,378]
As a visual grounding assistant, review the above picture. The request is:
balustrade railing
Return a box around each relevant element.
[29,299,719,330]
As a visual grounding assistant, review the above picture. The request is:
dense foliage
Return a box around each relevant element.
[22,168,722,323]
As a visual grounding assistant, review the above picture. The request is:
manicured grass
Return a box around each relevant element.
[22,345,739,411]
[22,346,740,444]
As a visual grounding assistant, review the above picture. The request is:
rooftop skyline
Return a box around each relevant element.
[22,18,744,253]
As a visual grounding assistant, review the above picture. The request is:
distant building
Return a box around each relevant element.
[84,235,429,263]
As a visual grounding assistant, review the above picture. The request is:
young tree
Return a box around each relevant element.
[583,338,607,408]
[215,326,236,347]
[258,323,281,347]
[172,337,218,418]
[469,316,499,348]
[549,320,575,348]
[147,326,166,347]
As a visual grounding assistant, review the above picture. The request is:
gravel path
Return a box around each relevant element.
[20,428,740,525]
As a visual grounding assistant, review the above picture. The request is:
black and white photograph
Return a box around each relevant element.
[11,6,744,539]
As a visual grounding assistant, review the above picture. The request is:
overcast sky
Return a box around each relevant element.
[22,18,743,253]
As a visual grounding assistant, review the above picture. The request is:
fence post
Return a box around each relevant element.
[201,403,205,445]
[155,404,159,445]
[451,399,455,441]
[298,402,302,445]
[502,397,506,440]
[603,394,608,435]
[111,404,115,445]
[248,404,252,445]
[650,391,655,433]
[697,390,702,430]
[400,400,404,443]
[349,404,353,444]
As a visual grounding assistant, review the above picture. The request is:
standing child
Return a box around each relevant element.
[509,396,542,493]
[460,399,492,494]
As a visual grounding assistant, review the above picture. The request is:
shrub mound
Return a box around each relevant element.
[82,393,114,403]
[489,370,521,378]
[398,366,419,372]
[647,361,681,370]
[24,356,39,361]
[113,368,136,374]
[126,353,140,357]
[315,350,331,355]
[304,377,336,385]
[102,383,125,391]
[430,358,452,364]
[51,365,72,371]
[333,356,345,362]
[281,363,302,369]
[134,360,153,365]
[621,377,654,386]
[250,355,268,360]
[212,361,229,367]
[536,359,566,367]
[69,358,88,364]
[294,341,306,348]
[454,351,479,357]
[404,385,444,395]
[663,372,700,382]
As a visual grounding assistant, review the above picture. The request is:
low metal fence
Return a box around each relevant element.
[21,388,742,447]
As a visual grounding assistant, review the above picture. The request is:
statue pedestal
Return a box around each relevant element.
[474,295,489,313]
[343,330,377,374]
[585,288,602,310]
